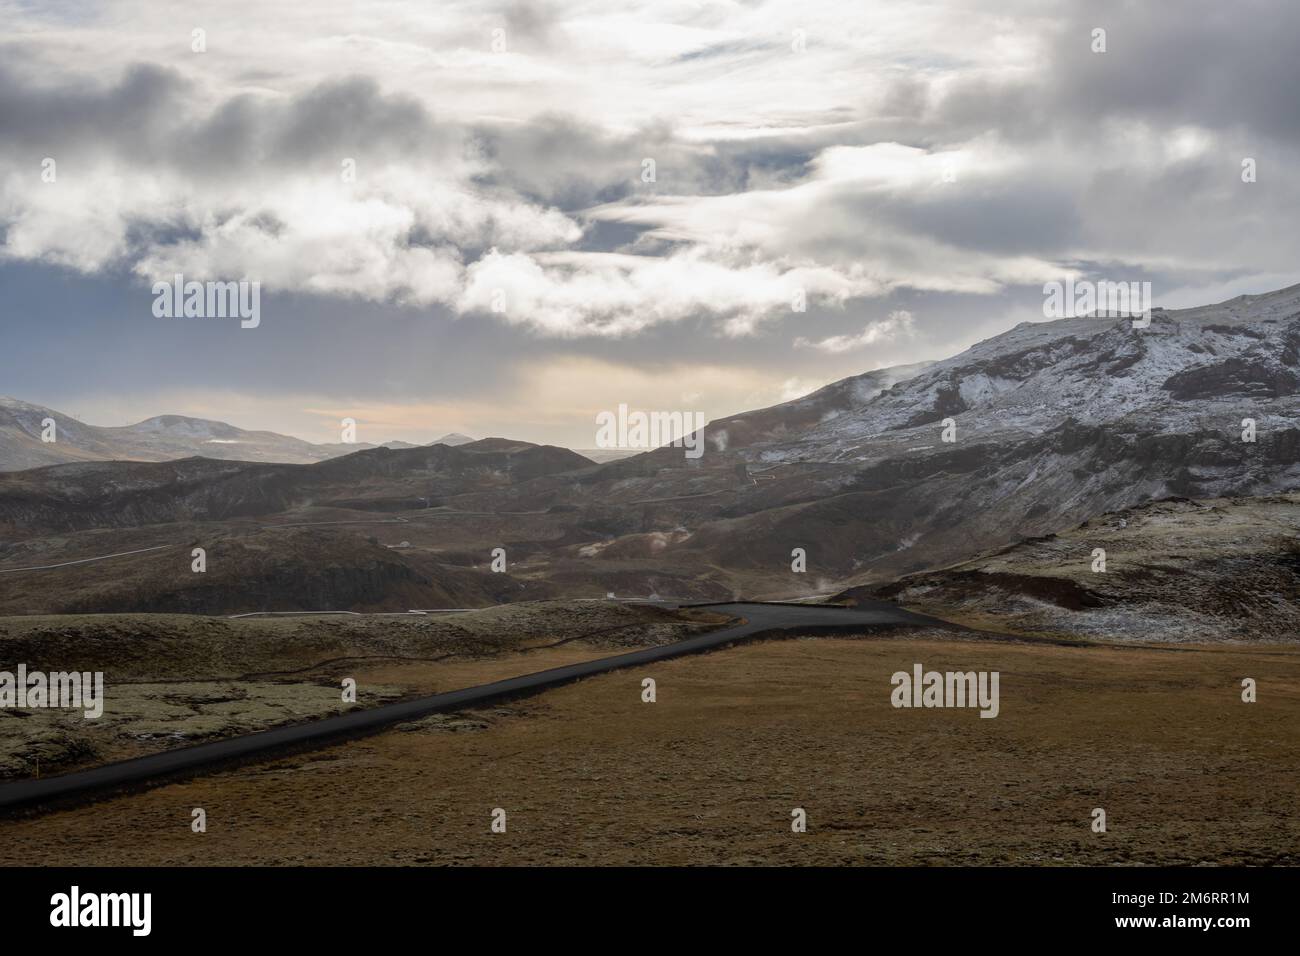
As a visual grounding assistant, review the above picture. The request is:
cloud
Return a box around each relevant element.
[2,0,1299,350]
[456,246,877,337]
[587,142,1071,301]
[794,309,915,353]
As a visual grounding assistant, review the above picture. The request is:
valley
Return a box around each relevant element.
[1,284,1297,867]
[2,285,1297,619]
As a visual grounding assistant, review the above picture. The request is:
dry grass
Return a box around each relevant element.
[4,631,1297,865]
[0,603,725,778]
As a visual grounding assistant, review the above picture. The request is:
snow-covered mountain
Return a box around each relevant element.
[0,399,474,471]
[483,283,1300,593]
[665,283,1300,583]
[4,283,1298,605]
[721,284,1300,464]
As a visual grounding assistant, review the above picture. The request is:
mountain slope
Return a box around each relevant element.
[4,284,1298,613]
[854,493,1300,642]
[726,283,1300,464]
[0,399,479,471]
[0,439,595,536]
[0,397,127,470]
[485,284,1300,594]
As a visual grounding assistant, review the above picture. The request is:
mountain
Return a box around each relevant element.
[719,287,1300,462]
[3,283,1298,613]
[0,397,132,470]
[0,438,595,535]
[0,399,476,471]
[702,360,935,452]
[446,283,1300,598]
[0,438,594,614]
[645,284,1300,588]
[570,448,641,463]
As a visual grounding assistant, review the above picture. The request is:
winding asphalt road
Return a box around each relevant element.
[0,600,952,813]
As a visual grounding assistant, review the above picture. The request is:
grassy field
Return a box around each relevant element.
[0,603,725,778]
[3,630,1296,865]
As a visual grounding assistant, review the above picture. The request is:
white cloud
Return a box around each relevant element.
[794,309,915,352]
[456,246,878,337]
[3,0,1298,344]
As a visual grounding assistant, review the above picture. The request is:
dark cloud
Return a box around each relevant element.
[1047,0,1300,143]
[266,77,441,165]
[0,61,188,159]
[919,0,1300,146]
[869,182,1084,257]
[468,113,813,211]
[0,61,811,213]
[0,65,454,178]
[500,0,563,51]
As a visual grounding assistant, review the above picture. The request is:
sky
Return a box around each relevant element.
[2,0,1298,447]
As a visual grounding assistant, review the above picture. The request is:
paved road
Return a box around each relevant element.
[0,600,951,813]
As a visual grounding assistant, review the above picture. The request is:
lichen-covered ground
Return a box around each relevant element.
[864,494,1300,642]
[0,602,725,778]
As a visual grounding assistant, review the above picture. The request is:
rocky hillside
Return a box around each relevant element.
[0,439,594,536]
[853,493,1300,643]
[536,283,1300,591]
[0,526,552,616]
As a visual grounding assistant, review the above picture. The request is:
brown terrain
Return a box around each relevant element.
[2,630,1296,865]
[3,289,1300,617]
[857,493,1300,642]
[2,288,1298,866]
[2,489,1297,865]
[0,602,726,779]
